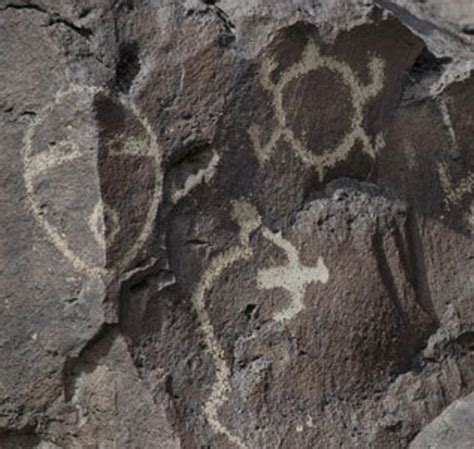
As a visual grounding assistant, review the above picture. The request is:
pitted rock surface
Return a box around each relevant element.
[0,1,473,448]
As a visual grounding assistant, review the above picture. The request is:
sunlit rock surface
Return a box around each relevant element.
[0,1,473,447]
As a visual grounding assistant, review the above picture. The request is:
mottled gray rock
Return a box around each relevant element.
[0,0,473,448]
[410,393,474,449]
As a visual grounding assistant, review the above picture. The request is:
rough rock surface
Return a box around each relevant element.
[410,392,474,449]
[0,0,473,448]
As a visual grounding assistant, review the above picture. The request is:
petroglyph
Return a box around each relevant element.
[434,95,474,223]
[435,96,474,223]
[88,202,121,248]
[249,38,385,180]
[257,228,329,322]
[26,139,82,178]
[193,200,329,447]
[437,98,457,152]
[172,150,220,204]
[23,85,163,276]
[88,202,106,251]
[437,163,474,208]
[468,202,474,233]
[103,204,121,246]
[108,135,152,157]
[192,200,261,449]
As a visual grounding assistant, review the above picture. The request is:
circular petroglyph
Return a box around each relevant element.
[23,85,163,275]
[249,39,386,180]
[283,67,354,155]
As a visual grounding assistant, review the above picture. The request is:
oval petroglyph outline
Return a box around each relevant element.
[248,38,386,181]
[23,84,163,276]
[192,200,329,448]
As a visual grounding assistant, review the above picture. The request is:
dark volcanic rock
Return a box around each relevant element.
[0,1,473,448]
[410,392,474,449]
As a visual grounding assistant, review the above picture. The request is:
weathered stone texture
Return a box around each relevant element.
[0,0,473,448]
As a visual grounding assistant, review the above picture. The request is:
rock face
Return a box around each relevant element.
[0,1,473,448]
[409,392,474,449]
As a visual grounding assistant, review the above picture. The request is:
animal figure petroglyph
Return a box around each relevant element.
[248,38,385,180]
[23,85,163,276]
[257,228,329,322]
[192,200,329,448]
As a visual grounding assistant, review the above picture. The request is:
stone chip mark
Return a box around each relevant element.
[249,38,385,180]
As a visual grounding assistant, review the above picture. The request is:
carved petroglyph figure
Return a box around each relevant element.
[192,200,329,448]
[435,98,474,227]
[23,85,163,276]
[249,38,385,180]
[191,200,261,449]
[437,98,458,153]
[438,163,474,207]
[172,150,220,204]
[468,203,474,233]
[257,228,329,322]
[88,202,121,249]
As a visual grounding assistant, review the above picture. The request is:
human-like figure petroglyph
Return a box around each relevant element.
[192,200,329,448]
[23,85,163,276]
[248,38,385,180]
[257,228,329,322]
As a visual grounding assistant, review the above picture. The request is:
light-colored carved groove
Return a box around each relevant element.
[172,151,220,204]
[438,163,474,207]
[193,201,329,448]
[249,38,385,180]
[257,228,329,322]
[191,200,261,449]
[23,85,163,276]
